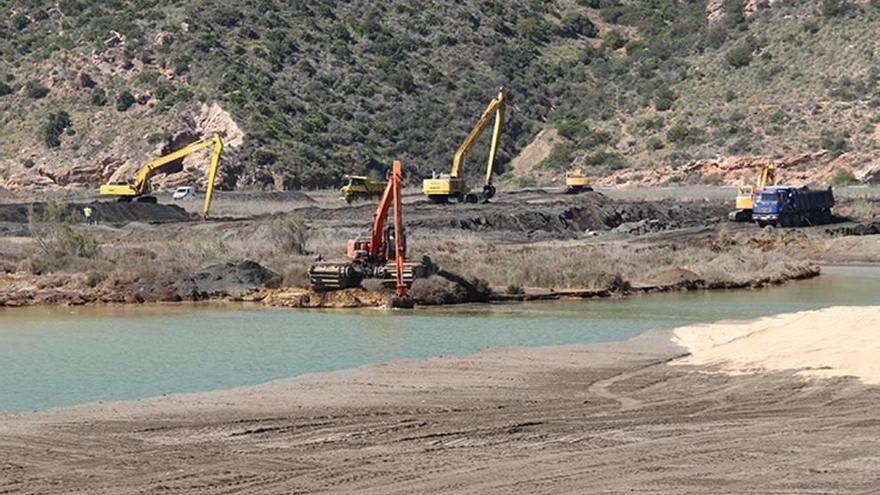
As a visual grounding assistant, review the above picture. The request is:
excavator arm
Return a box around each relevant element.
[100,134,223,203]
[450,87,506,182]
[369,161,403,261]
[129,135,221,195]
[757,163,777,190]
[201,136,223,219]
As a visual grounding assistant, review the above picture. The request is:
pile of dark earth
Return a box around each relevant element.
[126,260,282,302]
[302,191,729,241]
[0,202,193,226]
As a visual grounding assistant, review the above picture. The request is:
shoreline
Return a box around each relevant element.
[2,306,879,493]
[0,262,831,309]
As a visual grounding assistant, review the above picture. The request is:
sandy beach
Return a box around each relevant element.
[2,306,879,493]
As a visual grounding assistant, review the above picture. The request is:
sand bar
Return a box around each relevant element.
[1,306,879,493]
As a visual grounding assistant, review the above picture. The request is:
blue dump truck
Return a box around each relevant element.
[752,186,835,227]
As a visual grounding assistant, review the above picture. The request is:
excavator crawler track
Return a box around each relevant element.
[308,261,430,291]
[308,262,361,291]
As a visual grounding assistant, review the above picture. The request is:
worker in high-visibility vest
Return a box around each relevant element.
[83,206,94,225]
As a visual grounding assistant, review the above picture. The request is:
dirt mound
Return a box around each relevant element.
[0,202,193,225]
[84,202,192,224]
[242,191,316,202]
[406,193,728,239]
[824,221,880,237]
[133,260,282,302]
[509,129,568,175]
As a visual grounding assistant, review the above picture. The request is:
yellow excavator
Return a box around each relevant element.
[564,169,593,194]
[423,87,506,203]
[99,133,223,219]
[729,162,777,222]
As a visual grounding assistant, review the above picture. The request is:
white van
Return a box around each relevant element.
[172,186,196,200]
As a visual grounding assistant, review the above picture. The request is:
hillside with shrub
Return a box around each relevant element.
[1,0,879,192]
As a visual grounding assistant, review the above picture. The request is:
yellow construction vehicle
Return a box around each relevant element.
[729,162,776,222]
[423,87,506,203]
[100,133,223,219]
[340,175,387,204]
[564,169,592,194]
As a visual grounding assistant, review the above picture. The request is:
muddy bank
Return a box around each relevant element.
[0,201,193,225]
[2,307,878,493]
[302,190,730,241]
[0,260,280,307]
[1,260,820,309]
[261,264,820,309]
[489,264,820,302]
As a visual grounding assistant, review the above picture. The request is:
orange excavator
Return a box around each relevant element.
[309,161,432,297]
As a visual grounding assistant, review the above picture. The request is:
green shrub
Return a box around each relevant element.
[666,123,691,143]
[42,111,72,148]
[580,128,614,149]
[516,16,555,42]
[820,0,848,17]
[819,130,849,155]
[537,144,574,171]
[116,90,135,111]
[830,168,858,186]
[79,72,96,88]
[583,150,625,169]
[560,13,597,38]
[725,43,752,68]
[604,31,626,50]
[646,136,665,150]
[12,13,30,31]
[146,132,169,145]
[654,87,676,111]
[557,120,587,139]
[25,80,49,99]
[0,81,12,97]
[27,203,101,274]
[90,87,107,106]
[268,212,308,255]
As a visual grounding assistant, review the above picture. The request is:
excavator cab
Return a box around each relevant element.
[383,225,406,261]
[346,238,371,260]
[346,226,407,262]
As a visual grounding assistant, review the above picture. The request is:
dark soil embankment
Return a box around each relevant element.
[299,191,728,240]
[403,192,730,240]
[0,260,281,307]
[825,220,880,237]
[489,264,820,303]
[0,202,192,225]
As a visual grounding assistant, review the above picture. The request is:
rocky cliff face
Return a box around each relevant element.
[1,102,244,193]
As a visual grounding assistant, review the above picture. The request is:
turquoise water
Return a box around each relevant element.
[1,266,878,412]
